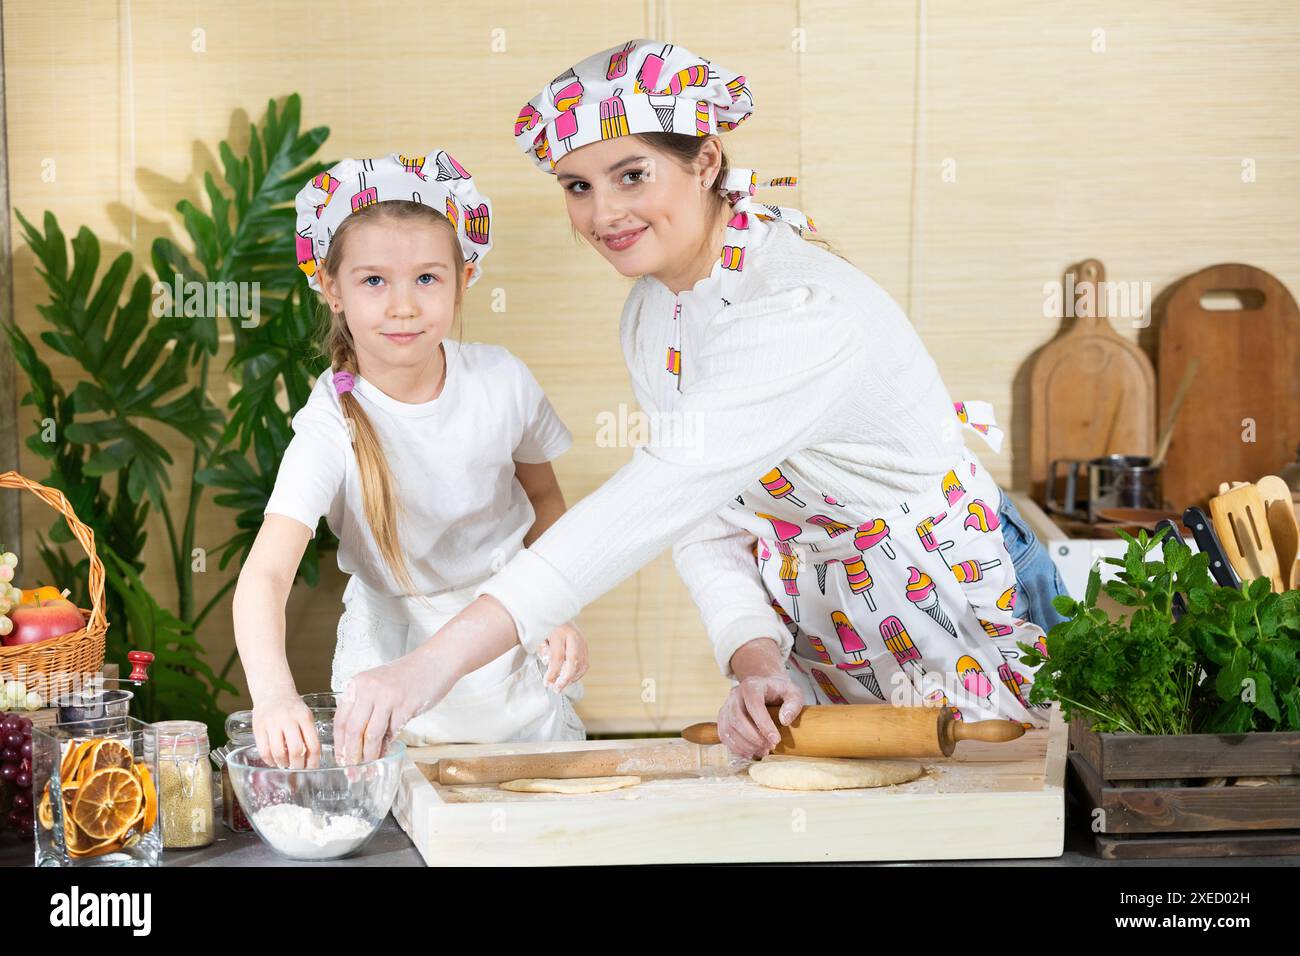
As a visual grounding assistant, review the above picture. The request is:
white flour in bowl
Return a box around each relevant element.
[252,803,374,859]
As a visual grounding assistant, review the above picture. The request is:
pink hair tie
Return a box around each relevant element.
[334,370,356,395]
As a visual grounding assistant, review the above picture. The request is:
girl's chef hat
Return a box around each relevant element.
[513,39,755,173]
[294,149,493,291]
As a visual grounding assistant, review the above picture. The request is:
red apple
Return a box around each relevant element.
[5,598,83,647]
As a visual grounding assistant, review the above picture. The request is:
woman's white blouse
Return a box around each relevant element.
[476,216,971,675]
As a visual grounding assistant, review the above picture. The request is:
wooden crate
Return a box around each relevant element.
[1067,716,1300,860]
[391,703,1067,866]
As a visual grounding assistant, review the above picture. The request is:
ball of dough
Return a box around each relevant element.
[747,758,923,791]
[498,775,642,794]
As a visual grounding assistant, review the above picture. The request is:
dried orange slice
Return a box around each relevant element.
[134,764,158,833]
[75,751,103,787]
[37,788,54,830]
[71,767,142,842]
[60,739,95,781]
[66,824,121,859]
[88,739,133,774]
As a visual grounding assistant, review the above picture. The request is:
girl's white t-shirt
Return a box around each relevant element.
[263,338,574,601]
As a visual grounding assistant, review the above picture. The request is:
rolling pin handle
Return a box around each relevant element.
[681,722,721,745]
[947,718,1027,747]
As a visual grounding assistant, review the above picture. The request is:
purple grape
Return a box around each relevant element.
[15,772,29,789]
[17,718,30,732]
[12,791,29,810]
[1,717,17,734]
[0,765,14,782]
[19,741,30,759]
[1,748,15,763]
[5,733,20,748]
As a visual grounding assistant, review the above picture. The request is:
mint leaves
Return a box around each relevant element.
[1017,528,1300,735]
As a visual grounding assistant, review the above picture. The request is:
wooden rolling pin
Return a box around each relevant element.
[433,742,730,785]
[682,704,1025,758]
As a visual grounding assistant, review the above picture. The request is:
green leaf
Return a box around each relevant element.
[1084,564,1101,607]
[1051,593,1078,618]
[1215,646,1251,703]
[1248,576,1273,602]
[1249,671,1280,724]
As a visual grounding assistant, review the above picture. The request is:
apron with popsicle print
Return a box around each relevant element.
[660,170,1052,727]
[728,445,1052,728]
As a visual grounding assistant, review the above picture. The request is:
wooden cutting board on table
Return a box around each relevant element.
[1029,259,1156,507]
[390,705,1067,865]
[1158,264,1300,511]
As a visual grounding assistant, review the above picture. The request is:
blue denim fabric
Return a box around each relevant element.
[996,491,1069,633]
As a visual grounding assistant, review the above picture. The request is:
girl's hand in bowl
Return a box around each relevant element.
[252,693,322,769]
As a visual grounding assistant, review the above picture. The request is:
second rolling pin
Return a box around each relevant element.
[682,704,1027,758]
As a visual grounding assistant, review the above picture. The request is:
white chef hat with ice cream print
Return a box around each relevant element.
[512,39,756,174]
[294,149,493,292]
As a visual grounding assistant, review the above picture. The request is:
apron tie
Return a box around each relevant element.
[663,167,815,404]
[953,400,1005,454]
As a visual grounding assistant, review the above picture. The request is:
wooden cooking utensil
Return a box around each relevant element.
[433,742,728,785]
[1150,359,1198,469]
[1208,483,1284,592]
[1029,259,1156,506]
[1256,475,1300,589]
[681,704,1026,759]
[1159,264,1300,510]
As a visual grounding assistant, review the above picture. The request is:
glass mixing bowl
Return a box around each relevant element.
[223,732,405,862]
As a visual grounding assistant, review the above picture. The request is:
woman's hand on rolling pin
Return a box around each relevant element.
[538,621,588,692]
[252,692,322,770]
[717,674,805,759]
[717,637,805,759]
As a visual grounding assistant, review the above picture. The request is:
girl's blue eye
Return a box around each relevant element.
[363,274,438,286]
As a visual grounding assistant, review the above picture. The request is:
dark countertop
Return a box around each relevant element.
[4,786,1296,866]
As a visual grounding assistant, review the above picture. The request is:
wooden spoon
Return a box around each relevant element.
[1208,483,1285,592]
[1257,475,1300,589]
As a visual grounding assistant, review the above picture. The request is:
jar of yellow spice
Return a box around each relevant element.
[154,720,215,849]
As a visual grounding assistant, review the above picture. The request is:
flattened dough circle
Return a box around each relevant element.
[747,758,923,791]
[498,775,642,794]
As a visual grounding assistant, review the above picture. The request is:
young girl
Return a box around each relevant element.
[233,149,587,770]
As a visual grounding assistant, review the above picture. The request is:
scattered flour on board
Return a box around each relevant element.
[252,803,374,859]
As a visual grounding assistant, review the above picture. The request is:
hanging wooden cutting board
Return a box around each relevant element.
[1158,263,1300,511]
[1029,259,1156,506]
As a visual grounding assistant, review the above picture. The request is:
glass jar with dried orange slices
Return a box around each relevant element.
[31,716,161,866]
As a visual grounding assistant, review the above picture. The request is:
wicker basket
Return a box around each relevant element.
[0,471,108,700]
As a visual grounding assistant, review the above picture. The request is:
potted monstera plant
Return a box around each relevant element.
[3,94,339,746]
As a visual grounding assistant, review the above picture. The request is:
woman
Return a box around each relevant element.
[333,38,1066,766]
